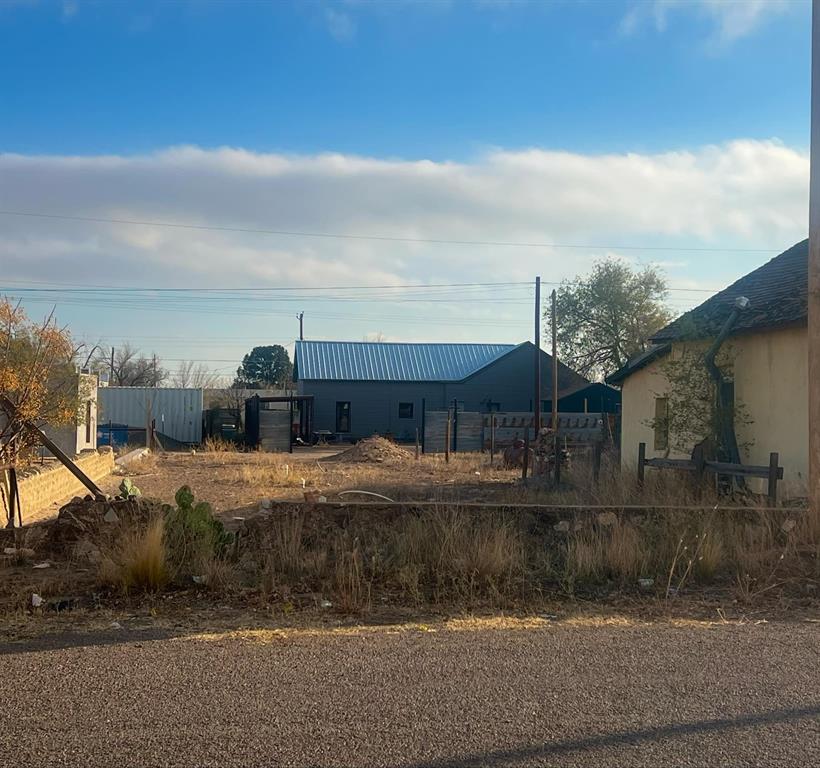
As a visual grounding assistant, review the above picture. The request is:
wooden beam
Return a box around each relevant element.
[767,452,780,505]
[0,394,106,501]
[637,442,646,486]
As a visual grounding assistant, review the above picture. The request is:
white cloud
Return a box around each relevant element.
[324,7,356,41]
[0,140,808,297]
[621,0,797,45]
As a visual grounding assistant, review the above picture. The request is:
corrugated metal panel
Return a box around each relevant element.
[98,387,203,444]
[295,341,517,382]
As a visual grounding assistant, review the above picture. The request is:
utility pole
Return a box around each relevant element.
[551,289,558,431]
[109,346,115,386]
[810,0,820,515]
[551,288,560,486]
[297,312,304,341]
[534,276,542,432]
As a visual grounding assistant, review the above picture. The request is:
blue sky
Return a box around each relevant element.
[0,0,813,381]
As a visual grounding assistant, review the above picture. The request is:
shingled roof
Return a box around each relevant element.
[651,239,808,343]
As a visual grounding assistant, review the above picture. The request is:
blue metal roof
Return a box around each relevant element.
[294,341,518,382]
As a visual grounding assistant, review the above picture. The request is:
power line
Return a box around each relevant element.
[0,209,783,254]
[0,280,720,294]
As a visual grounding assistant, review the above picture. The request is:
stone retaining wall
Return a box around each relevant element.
[16,447,115,519]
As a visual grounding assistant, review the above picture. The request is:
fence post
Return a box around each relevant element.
[415,428,420,460]
[522,429,529,481]
[445,414,451,464]
[490,414,496,467]
[768,452,780,505]
[637,442,646,487]
[452,398,458,454]
[593,441,602,482]
[421,398,426,454]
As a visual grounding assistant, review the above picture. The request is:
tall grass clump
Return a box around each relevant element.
[99,516,169,593]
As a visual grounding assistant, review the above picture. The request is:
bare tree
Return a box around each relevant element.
[172,361,223,389]
[94,343,167,386]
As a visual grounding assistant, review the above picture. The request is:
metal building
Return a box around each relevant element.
[293,340,595,443]
[98,387,203,446]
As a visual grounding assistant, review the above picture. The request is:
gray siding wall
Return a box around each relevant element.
[296,343,588,442]
[298,380,445,441]
[445,343,587,412]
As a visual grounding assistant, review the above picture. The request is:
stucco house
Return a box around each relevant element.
[607,239,809,498]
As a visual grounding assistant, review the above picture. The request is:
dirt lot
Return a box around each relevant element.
[97,444,525,520]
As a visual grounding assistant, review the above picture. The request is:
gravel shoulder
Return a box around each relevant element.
[1,616,818,768]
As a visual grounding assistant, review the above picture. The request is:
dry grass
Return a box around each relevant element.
[77,446,820,613]
[202,436,238,452]
[99,516,169,593]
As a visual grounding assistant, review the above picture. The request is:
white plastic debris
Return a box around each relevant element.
[553,520,570,533]
[31,593,44,608]
[638,578,654,590]
[3,547,16,555]
[192,575,205,585]
[110,621,123,630]
[32,562,51,569]
[320,599,332,609]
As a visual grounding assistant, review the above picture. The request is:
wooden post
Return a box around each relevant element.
[452,398,458,454]
[637,442,646,486]
[490,414,496,467]
[445,413,451,464]
[522,429,529,481]
[768,452,780,505]
[593,442,602,483]
[810,0,820,517]
[415,428,420,460]
[421,398,426,454]
[534,275,541,432]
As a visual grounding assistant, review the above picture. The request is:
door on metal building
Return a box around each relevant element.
[336,401,351,433]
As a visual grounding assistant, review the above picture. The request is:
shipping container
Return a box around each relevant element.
[98,387,203,445]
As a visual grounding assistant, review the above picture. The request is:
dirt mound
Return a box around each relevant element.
[45,495,167,560]
[329,437,412,464]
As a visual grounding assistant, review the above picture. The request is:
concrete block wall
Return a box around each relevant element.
[17,447,115,518]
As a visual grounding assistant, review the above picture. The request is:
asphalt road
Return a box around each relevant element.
[1,619,818,767]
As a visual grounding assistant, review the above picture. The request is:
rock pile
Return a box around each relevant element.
[45,495,165,561]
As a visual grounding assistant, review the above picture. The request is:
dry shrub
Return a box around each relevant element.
[203,436,238,452]
[564,519,648,585]
[333,535,371,613]
[605,520,648,581]
[390,506,524,601]
[99,516,168,593]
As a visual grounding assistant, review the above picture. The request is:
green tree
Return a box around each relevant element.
[233,345,293,389]
[548,259,672,380]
